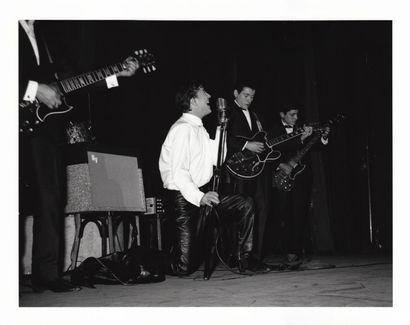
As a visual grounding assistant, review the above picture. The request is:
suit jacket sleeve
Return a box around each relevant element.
[227,108,248,154]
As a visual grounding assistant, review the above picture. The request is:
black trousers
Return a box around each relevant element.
[222,167,270,263]
[21,131,65,283]
[164,189,254,276]
[268,169,313,255]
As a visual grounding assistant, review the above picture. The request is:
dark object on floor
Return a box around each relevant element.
[298,260,336,271]
[32,278,81,293]
[71,246,168,287]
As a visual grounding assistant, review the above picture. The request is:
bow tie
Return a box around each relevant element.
[241,108,248,111]
[284,125,294,129]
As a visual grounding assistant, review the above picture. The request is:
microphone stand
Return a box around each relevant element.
[202,105,228,280]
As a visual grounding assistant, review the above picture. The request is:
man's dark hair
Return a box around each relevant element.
[280,103,299,114]
[175,82,205,113]
[234,80,257,93]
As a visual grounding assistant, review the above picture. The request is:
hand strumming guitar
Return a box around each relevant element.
[36,83,62,109]
[277,162,293,175]
[245,141,265,154]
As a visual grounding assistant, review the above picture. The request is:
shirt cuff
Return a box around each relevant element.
[192,190,205,207]
[23,80,38,102]
[105,75,119,88]
[242,141,248,151]
[321,137,329,145]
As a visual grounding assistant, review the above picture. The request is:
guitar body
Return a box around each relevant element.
[272,113,345,190]
[19,98,74,134]
[225,131,282,179]
[272,163,306,192]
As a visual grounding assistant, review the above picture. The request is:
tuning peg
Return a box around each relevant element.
[152,65,156,71]
[143,67,147,74]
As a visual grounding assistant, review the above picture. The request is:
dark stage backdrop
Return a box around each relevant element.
[38,20,392,254]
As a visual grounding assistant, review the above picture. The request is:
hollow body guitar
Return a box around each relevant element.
[19,49,156,134]
[225,128,308,180]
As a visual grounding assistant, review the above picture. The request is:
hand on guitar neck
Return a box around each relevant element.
[36,83,63,109]
[35,56,138,110]
[116,56,139,78]
[300,125,313,142]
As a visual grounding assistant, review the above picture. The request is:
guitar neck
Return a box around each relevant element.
[291,132,322,164]
[58,61,127,94]
[266,127,305,147]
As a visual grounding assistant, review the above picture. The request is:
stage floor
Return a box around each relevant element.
[19,253,391,307]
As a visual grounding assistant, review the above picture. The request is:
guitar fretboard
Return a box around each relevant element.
[292,132,322,164]
[266,127,305,147]
[59,62,127,94]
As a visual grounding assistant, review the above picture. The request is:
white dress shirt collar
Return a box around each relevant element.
[234,101,252,130]
[20,20,40,66]
[182,113,203,126]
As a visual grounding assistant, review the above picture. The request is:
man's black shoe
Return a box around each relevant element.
[32,278,81,293]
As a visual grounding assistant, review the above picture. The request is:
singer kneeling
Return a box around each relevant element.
[159,82,255,276]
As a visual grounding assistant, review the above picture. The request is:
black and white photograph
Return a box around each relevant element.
[3,0,407,324]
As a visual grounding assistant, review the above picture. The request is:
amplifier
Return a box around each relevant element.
[65,151,146,213]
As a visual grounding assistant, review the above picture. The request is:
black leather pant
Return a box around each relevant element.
[164,189,254,276]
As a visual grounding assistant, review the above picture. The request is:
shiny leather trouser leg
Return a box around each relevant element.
[164,190,254,276]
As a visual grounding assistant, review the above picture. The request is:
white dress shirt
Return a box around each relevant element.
[159,113,222,207]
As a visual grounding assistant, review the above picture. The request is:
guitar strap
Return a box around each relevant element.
[38,31,60,81]
[252,111,264,132]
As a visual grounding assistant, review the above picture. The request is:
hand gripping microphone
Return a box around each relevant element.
[216,98,228,125]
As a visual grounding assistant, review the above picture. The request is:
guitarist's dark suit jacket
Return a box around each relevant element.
[266,120,318,256]
[223,102,270,264]
[19,22,68,284]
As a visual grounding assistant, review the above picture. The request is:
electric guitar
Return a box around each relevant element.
[272,114,345,191]
[225,126,324,179]
[272,132,322,191]
[19,49,156,134]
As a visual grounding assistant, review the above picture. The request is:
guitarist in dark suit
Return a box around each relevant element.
[223,81,272,271]
[19,20,138,292]
[266,104,329,264]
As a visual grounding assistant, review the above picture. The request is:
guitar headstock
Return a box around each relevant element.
[328,113,346,125]
[312,113,346,134]
[131,49,157,74]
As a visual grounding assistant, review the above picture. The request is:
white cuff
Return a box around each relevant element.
[242,141,248,151]
[192,190,205,207]
[23,80,38,102]
[321,137,329,145]
[105,75,119,88]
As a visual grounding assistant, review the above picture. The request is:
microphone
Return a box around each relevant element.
[216,98,228,125]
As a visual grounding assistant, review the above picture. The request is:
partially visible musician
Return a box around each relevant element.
[223,81,273,271]
[159,82,255,276]
[19,20,138,292]
[266,103,329,264]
